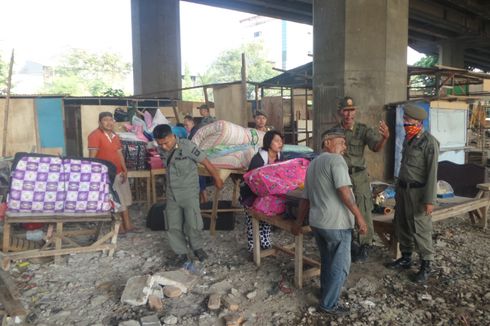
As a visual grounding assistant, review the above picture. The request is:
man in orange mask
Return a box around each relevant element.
[386,103,439,283]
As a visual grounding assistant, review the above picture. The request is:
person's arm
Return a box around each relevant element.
[201,158,224,189]
[372,121,389,152]
[423,138,439,215]
[89,149,98,158]
[292,198,309,235]
[117,149,128,183]
[337,186,368,234]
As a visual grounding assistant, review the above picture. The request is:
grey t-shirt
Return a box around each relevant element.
[302,152,355,229]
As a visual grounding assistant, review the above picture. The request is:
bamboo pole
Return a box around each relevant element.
[2,50,14,157]
[241,53,248,126]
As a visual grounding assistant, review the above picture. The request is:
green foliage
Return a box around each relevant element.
[0,54,8,93]
[102,88,125,97]
[199,42,279,99]
[42,49,131,96]
[182,64,204,101]
[410,55,438,96]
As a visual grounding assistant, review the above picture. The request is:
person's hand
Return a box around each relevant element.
[357,219,368,235]
[379,121,390,139]
[425,204,433,215]
[121,171,128,183]
[291,222,303,236]
[214,177,224,190]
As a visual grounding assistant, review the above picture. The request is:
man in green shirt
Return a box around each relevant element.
[154,124,224,266]
[334,97,389,261]
[386,103,439,283]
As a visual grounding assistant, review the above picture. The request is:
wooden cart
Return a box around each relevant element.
[1,211,120,270]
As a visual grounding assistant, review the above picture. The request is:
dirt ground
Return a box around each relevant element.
[5,180,490,326]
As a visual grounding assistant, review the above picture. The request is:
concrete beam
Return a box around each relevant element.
[313,0,408,180]
[439,39,465,68]
[131,0,182,98]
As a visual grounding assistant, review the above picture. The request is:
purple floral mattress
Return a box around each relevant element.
[8,155,112,214]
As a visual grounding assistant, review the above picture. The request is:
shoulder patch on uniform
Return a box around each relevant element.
[191,147,201,156]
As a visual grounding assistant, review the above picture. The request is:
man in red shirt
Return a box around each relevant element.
[88,112,135,233]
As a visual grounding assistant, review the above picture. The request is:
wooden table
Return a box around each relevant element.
[373,183,490,258]
[150,167,245,236]
[127,170,152,212]
[249,208,320,289]
[1,212,120,270]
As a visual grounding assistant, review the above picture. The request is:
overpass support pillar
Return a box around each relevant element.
[438,40,465,69]
[312,0,408,179]
[131,0,182,99]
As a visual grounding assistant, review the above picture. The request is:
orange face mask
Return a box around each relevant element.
[404,123,422,140]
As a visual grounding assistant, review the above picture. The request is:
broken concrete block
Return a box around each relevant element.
[118,321,140,326]
[207,293,221,310]
[223,296,240,312]
[153,270,198,294]
[148,295,164,312]
[163,285,182,298]
[121,275,155,306]
[224,313,243,326]
[150,286,164,299]
[162,315,178,325]
[140,314,161,326]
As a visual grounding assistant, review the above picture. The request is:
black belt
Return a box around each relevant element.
[398,180,425,189]
[349,166,366,175]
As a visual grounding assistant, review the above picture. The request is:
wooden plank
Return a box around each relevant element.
[273,244,321,268]
[294,234,303,288]
[0,269,26,317]
[252,217,261,267]
[4,244,115,261]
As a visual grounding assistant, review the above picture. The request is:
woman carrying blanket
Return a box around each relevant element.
[241,130,284,252]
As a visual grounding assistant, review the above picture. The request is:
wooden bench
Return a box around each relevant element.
[1,212,120,270]
[249,209,320,289]
[150,166,245,236]
[373,183,490,258]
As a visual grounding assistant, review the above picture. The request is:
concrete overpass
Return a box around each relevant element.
[130,0,490,177]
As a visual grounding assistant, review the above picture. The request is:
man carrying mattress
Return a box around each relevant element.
[154,124,224,266]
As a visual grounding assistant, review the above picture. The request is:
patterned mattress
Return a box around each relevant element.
[8,154,112,214]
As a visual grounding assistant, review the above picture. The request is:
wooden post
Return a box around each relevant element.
[252,216,261,267]
[55,222,63,264]
[241,53,248,126]
[172,100,180,124]
[203,86,209,108]
[2,50,14,157]
[294,234,303,288]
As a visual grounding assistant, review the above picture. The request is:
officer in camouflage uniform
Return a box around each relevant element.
[387,103,439,283]
[334,97,390,261]
[154,124,224,266]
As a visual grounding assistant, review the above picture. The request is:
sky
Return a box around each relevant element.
[0,0,424,90]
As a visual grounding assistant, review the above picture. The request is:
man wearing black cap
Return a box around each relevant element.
[334,96,390,262]
[292,128,367,316]
[386,103,439,283]
[254,110,271,132]
[198,104,216,128]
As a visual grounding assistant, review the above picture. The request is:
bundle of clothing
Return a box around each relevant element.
[243,158,310,216]
[8,153,115,214]
[192,120,265,169]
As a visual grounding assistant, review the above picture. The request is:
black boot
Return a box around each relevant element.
[413,260,431,283]
[385,252,412,269]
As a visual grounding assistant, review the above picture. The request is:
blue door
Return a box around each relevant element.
[35,98,65,154]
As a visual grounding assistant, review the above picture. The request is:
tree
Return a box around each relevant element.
[42,49,131,96]
[410,54,438,96]
[182,64,205,101]
[200,42,279,99]
[0,54,8,93]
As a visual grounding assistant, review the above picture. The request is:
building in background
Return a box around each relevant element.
[240,15,312,70]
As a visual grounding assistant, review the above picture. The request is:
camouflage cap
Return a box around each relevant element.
[404,103,427,121]
[338,96,356,110]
